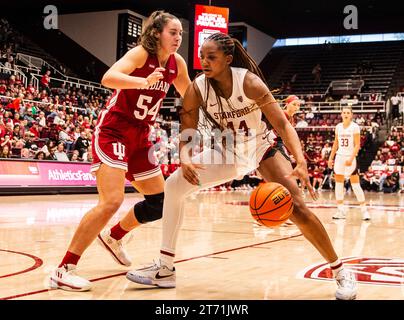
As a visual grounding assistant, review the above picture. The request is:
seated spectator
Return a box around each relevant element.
[23,132,36,149]
[0,144,11,158]
[295,114,308,128]
[53,111,66,126]
[20,147,31,159]
[321,142,332,160]
[58,125,74,151]
[312,165,324,191]
[70,150,80,162]
[41,139,56,158]
[371,155,382,166]
[23,107,35,123]
[34,150,46,160]
[37,111,47,128]
[383,169,399,193]
[29,121,40,138]
[74,130,90,157]
[355,114,366,125]
[46,145,57,161]
[1,132,12,150]
[82,146,93,162]
[54,142,69,161]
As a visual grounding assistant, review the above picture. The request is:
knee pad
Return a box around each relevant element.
[134,192,164,224]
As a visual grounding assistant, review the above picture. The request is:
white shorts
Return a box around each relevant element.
[334,154,358,177]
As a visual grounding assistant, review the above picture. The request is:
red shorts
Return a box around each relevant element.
[91,111,161,182]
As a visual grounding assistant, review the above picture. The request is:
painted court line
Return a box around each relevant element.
[0,233,302,300]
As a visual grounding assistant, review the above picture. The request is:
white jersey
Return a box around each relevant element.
[335,121,360,156]
[195,67,267,140]
[194,67,271,171]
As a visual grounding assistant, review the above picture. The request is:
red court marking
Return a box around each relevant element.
[0,249,43,279]
[225,201,404,212]
[0,233,303,300]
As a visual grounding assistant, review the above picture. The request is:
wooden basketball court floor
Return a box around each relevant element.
[0,190,403,300]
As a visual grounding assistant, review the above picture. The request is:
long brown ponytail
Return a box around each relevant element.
[138,10,179,55]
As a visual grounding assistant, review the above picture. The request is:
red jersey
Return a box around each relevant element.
[103,54,178,127]
[284,111,296,127]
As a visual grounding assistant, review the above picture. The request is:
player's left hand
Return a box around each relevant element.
[286,160,318,201]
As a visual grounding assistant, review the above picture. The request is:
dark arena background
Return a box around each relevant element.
[0,0,403,316]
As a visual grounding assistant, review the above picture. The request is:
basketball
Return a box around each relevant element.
[249,182,294,227]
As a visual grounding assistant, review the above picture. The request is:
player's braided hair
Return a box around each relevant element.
[198,32,269,132]
[138,10,178,55]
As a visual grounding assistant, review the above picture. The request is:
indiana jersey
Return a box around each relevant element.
[335,121,360,156]
[103,54,178,126]
[195,67,266,142]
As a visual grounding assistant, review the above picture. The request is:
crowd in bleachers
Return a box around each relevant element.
[360,126,404,193]
[0,69,110,161]
[1,66,392,190]
[1,19,402,191]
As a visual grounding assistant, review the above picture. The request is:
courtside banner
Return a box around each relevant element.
[193,4,229,69]
[0,160,97,186]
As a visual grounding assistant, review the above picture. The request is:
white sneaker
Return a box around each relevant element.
[362,210,371,221]
[335,268,357,300]
[126,260,176,288]
[49,264,91,291]
[97,229,132,266]
[333,208,346,219]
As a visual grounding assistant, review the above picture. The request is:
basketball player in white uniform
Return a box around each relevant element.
[123,33,357,300]
[328,106,370,220]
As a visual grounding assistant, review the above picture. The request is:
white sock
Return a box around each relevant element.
[352,183,365,203]
[159,149,239,270]
[335,182,344,202]
[160,250,175,270]
[360,203,367,212]
[337,203,345,211]
[330,259,343,277]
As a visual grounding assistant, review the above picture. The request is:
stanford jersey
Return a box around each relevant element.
[91,53,178,181]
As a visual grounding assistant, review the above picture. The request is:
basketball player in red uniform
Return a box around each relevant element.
[49,10,191,291]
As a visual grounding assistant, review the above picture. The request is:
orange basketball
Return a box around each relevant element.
[249,182,294,227]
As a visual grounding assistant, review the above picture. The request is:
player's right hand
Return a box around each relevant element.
[145,67,165,87]
[181,162,205,185]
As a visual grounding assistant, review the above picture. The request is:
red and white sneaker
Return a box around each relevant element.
[97,228,132,266]
[49,264,91,291]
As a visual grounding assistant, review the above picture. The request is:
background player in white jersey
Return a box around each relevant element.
[328,106,370,220]
[126,33,357,300]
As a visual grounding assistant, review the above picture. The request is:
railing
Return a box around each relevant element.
[161,97,176,109]
[16,52,109,93]
[295,125,373,132]
[285,100,385,113]
[0,95,87,112]
[273,93,325,100]
[326,79,365,96]
[16,53,64,78]
[274,92,384,101]
[14,64,41,74]
[30,74,110,94]
[0,66,28,86]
